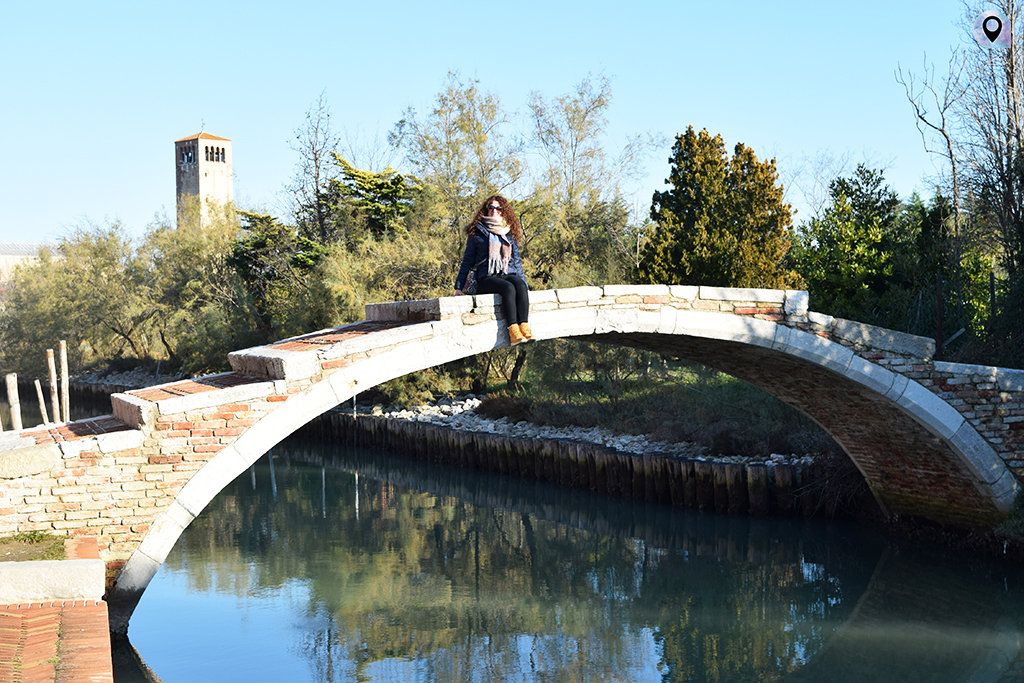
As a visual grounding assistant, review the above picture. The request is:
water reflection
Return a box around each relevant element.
[119,437,1024,682]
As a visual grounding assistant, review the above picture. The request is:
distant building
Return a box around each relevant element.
[0,242,52,282]
[175,132,234,227]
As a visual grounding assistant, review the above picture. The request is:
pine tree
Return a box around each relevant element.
[639,126,799,288]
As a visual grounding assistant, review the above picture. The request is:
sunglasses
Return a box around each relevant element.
[486,205,503,212]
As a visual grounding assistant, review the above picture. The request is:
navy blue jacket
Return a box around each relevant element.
[454,224,526,290]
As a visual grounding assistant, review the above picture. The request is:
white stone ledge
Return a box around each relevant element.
[0,558,105,603]
[669,285,700,300]
[676,310,778,347]
[555,286,603,303]
[365,296,474,322]
[135,500,196,566]
[111,392,158,430]
[830,318,935,359]
[321,321,433,358]
[154,379,278,416]
[784,290,809,316]
[602,284,670,297]
[527,289,558,304]
[772,325,854,374]
[228,347,320,381]
[896,381,965,440]
[0,443,60,478]
[96,429,144,454]
[0,435,42,455]
[698,286,786,303]
[934,361,1024,392]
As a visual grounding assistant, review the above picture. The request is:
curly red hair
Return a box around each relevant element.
[464,195,522,241]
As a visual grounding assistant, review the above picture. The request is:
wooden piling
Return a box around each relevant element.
[59,340,70,422]
[46,350,60,424]
[713,465,729,512]
[746,464,770,516]
[4,373,20,431]
[724,463,748,514]
[773,465,797,515]
[34,379,49,425]
[694,461,715,510]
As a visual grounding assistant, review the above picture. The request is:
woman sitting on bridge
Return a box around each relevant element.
[454,194,533,345]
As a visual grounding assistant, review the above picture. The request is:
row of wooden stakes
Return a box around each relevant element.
[3,340,71,432]
[300,409,818,517]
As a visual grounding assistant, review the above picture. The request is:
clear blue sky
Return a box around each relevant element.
[0,1,973,243]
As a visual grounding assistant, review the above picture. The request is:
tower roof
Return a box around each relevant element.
[175,132,231,142]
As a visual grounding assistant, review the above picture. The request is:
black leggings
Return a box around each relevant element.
[477,274,529,325]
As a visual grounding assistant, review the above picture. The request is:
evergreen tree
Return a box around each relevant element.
[328,154,419,241]
[639,126,798,288]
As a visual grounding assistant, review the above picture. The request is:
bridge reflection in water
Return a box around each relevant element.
[116,437,1024,682]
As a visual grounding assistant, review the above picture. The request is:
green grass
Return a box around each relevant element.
[478,350,839,458]
[0,532,65,561]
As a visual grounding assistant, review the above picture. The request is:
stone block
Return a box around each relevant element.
[535,306,597,337]
[772,325,853,373]
[656,306,679,334]
[895,380,965,440]
[58,438,99,459]
[0,435,38,453]
[668,285,700,301]
[96,429,144,454]
[527,289,558,305]
[698,286,786,303]
[0,558,105,602]
[156,377,278,415]
[602,284,670,297]
[228,347,319,381]
[175,445,248,517]
[948,421,1012,489]
[112,392,158,430]
[595,307,639,334]
[831,318,935,358]
[674,309,778,348]
[806,311,834,328]
[635,308,662,333]
[555,286,604,303]
[135,500,196,565]
[0,443,60,479]
[784,290,809,316]
[844,355,897,396]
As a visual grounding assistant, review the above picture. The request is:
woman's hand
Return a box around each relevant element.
[454,289,463,296]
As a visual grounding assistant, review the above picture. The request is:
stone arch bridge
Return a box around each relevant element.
[1,285,1022,633]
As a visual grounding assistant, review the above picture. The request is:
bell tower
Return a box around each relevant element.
[175,132,234,226]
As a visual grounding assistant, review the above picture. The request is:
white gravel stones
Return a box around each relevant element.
[366,396,814,467]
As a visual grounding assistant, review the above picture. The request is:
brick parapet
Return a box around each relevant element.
[0,373,298,588]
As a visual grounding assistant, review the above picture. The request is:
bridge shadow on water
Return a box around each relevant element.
[113,435,1024,682]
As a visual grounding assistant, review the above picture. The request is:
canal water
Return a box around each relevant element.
[114,436,1024,682]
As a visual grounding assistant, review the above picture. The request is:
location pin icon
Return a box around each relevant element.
[984,15,1002,42]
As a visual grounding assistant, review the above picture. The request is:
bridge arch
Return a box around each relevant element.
[96,285,1019,632]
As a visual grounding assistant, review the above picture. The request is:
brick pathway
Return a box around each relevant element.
[0,539,113,682]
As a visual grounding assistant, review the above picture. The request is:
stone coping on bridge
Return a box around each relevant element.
[364,285,809,323]
[933,361,1024,393]
[0,417,142,479]
[224,285,936,384]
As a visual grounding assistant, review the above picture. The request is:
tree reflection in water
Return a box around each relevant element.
[118,438,1024,682]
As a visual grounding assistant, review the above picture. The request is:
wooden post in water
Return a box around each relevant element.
[34,379,49,425]
[694,461,715,510]
[59,340,70,422]
[746,464,770,515]
[46,349,60,424]
[5,373,21,431]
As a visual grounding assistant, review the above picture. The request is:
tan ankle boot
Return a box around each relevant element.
[519,322,534,340]
[508,323,527,345]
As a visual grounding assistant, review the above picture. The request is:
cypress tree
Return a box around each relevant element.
[640,126,799,288]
